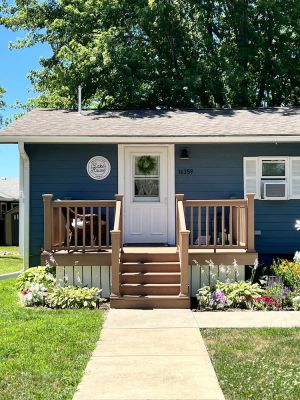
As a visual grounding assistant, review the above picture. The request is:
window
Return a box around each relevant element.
[262,160,286,178]
[133,155,160,202]
[244,157,300,200]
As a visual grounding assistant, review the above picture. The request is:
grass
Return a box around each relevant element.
[0,247,22,275]
[0,278,105,400]
[202,328,300,400]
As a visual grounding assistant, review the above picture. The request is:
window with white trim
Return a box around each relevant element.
[244,157,300,200]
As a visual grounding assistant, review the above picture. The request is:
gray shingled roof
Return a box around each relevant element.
[0,178,19,201]
[1,108,300,139]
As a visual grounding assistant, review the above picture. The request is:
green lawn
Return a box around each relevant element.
[0,247,22,275]
[0,278,105,400]
[202,328,300,400]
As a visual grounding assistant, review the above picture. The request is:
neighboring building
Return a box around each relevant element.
[0,177,19,246]
[0,108,299,308]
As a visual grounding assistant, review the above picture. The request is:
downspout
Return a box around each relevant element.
[18,142,30,270]
[0,142,29,280]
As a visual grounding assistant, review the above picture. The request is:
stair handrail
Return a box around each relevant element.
[111,194,123,297]
[176,194,190,297]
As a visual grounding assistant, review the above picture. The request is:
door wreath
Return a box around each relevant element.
[137,155,157,175]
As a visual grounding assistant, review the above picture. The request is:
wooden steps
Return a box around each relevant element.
[110,247,190,309]
[110,295,190,309]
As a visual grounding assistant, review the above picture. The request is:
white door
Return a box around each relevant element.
[123,146,170,244]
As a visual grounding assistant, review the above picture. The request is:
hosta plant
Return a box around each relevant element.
[46,286,102,309]
[215,281,264,309]
[16,266,56,292]
[197,280,265,310]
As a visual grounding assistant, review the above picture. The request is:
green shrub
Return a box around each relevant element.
[197,280,265,309]
[216,281,264,308]
[271,259,300,289]
[47,286,102,309]
[16,266,56,292]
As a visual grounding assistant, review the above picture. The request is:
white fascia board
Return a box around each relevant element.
[1,135,300,144]
[18,142,30,270]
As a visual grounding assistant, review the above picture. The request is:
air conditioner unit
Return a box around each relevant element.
[262,180,287,200]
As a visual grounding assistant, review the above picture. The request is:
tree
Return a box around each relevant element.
[0,86,5,126]
[1,0,300,109]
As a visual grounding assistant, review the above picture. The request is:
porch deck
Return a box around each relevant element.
[42,246,256,267]
[41,193,257,308]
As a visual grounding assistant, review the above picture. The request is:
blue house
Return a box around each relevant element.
[1,108,299,308]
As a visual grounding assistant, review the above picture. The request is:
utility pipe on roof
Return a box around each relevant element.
[78,85,82,114]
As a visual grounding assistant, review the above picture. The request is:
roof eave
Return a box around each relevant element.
[0,135,300,144]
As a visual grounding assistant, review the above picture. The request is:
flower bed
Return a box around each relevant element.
[16,266,105,309]
[196,254,300,311]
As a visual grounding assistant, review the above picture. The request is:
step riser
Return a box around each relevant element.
[121,254,179,263]
[111,297,190,309]
[120,286,180,296]
[121,264,180,273]
[121,275,180,284]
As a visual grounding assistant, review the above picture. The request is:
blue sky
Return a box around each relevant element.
[0,12,51,177]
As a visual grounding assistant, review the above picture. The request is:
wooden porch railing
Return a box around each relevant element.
[176,193,255,295]
[43,194,123,253]
[182,194,255,251]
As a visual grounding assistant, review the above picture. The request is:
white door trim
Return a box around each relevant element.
[118,144,175,244]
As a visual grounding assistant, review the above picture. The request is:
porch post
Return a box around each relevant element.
[246,193,255,252]
[43,194,53,252]
[179,230,190,296]
[111,230,121,297]
[175,194,184,247]
[115,194,123,252]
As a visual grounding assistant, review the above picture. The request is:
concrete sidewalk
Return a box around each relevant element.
[73,309,225,400]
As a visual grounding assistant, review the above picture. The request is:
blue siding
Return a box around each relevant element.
[26,144,118,266]
[175,143,300,256]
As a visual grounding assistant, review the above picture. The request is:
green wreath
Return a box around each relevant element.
[137,155,157,175]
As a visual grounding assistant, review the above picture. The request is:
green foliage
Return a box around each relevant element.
[16,266,55,292]
[47,286,102,309]
[0,278,104,400]
[197,280,265,309]
[202,328,300,400]
[0,86,5,109]
[1,1,300,109]
[0,247,22,275]
[0,85,5,126]
[271,259,300,290]
[216,280,264,307]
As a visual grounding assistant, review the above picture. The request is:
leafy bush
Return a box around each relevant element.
[47,286,102,309]
[271,258,300,290]
[16,266,56,292]
[197,280,265,309]
[292,296,300,310]
[264,281,295,309]
[215,281,264,308]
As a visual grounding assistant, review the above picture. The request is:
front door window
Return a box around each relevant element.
[133,155,160,202]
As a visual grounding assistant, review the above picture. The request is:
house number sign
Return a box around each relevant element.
[87,156,111,180]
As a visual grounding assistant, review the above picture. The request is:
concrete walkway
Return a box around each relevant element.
[73,309,225,400]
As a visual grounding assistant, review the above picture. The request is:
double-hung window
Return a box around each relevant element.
[244,156,300,200]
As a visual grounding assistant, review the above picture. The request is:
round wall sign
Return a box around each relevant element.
[87,156,111,180]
